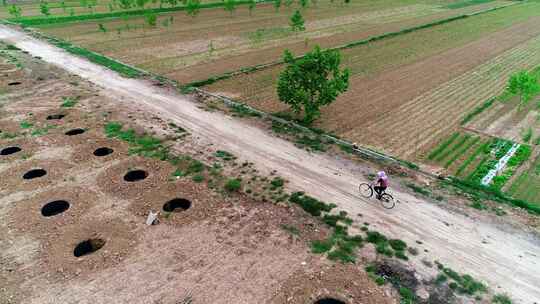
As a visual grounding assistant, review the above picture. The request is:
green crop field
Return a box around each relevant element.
[508,153,540,206]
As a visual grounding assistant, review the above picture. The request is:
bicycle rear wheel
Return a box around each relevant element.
[380,193,395,209]
[358,183,373,198]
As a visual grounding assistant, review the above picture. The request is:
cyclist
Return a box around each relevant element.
[374,171,388,200]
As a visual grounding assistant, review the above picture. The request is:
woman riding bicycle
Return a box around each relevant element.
[374,171,388,200]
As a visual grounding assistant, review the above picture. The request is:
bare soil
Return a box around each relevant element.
[2,24,540,303]
[0,39,392,304]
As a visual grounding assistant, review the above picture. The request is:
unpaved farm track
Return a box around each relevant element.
[1,25,539,303]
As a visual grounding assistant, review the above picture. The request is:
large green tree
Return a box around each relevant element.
[277,46,350,124]
[507,70,540,110]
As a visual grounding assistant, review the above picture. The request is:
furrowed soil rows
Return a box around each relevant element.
[0,0,217,18]
[206,5,540,160]
[375,34,540,159]
[36,0,512,83]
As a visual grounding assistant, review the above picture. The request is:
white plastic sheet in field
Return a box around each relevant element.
[481,143,520,186]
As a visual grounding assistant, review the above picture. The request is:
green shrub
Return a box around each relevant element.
[270,177,284,188]
[435,273,447,285]
[395,250,408,260]
[366,231,387,244]
[492,294,512,304]
[224,178,242,192]
[460,97,495,125]
[61,96,78,107]
[311,239,333,253]
[19,121,33,129]
[399,287,415,304]
[389,239,407,251]
[186,159,205,174]
[289,192,335,217]
[214,150,236,161]
[192,174,204,183]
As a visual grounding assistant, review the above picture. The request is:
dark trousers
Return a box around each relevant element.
[374,186,387,198]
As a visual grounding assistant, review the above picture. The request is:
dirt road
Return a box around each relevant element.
[1,25,538,303]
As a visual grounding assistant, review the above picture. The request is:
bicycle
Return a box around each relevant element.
[358,182,395,209]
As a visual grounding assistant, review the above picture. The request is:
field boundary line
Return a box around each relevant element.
[191,87,430,172]
[8,0,274,26]
[184,1,520,88]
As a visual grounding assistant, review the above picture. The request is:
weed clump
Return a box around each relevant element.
[492,294,512,304]
[224,178,242,192]
[289,192,335,217]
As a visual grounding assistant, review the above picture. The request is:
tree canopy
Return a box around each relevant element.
[507,70,540,110]
[277,46,350,124]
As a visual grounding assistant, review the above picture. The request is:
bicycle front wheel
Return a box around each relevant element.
[358,183,373,198]
[380,193,395,209]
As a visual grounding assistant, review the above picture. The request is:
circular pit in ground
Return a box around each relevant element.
[163,198,191,212]
[93,147,114,157]
[41,200,70,217]
[315,299,346,304]
[46,114,66,120]
[1,146,21,156]
[123,170,148,182]
[73,238,106,257]
[65,128,85,136]
[23,169,47,180]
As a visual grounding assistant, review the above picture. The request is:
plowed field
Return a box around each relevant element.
[36,0,512,83]
[205,2,540,160]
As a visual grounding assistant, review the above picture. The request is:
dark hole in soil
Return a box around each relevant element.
[315,299,346,304]
[73,238,106,257]
[46,114,66,120]
[93,147,114,157]
[8,81,21,86]
[1,146,21,156]
[23,169,47,180]
[65,128,85,136]
[41,200,70,217]
[124,170,148,182]
[163,198,191,212]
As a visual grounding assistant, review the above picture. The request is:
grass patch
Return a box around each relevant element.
[281,224,300,236]
[224,178,242,192]
[214,150,236,161]
[104,121,169,160]
[436,263,487,296]
[192,174,204,183]
[492,294,512,304]
[289,192,336,217]
[447,177,540,214]
[45,38,143,78]
[61,96,78,107]
[19,121,33,129]
[447,0,494,10]
[295,135,327,152]
[270,177,285,189]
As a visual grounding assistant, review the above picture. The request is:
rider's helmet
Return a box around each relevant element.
[377,171,387,179]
